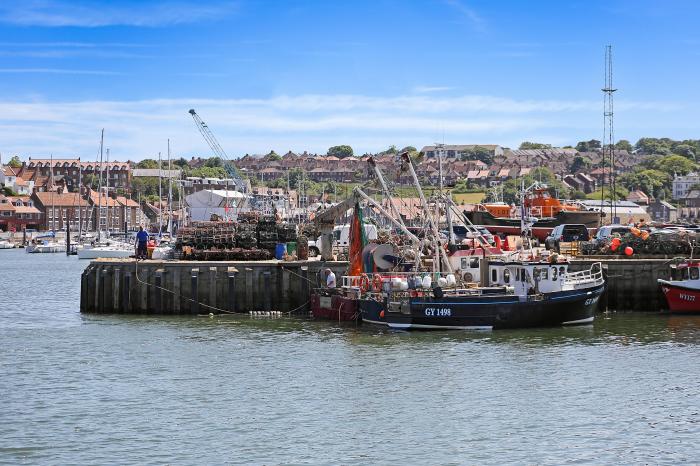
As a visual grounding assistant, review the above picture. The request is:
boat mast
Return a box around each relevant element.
[437,144,455,245]
[50,153,55,232]
[158,151,163,237]
[400,151,453,274]
[106,148,111,234]
[97,129,104,242]
[167,140,173,234]
[77,160,82,236]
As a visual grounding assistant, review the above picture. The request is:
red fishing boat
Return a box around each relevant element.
[658,260,700,313]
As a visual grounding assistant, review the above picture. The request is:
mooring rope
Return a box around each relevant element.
[132,258,314,316]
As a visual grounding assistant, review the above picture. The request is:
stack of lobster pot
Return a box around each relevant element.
[256,215,279,252]
[236,223,258,249]
[276,223,298,243]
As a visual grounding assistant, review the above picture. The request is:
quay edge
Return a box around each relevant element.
[80,258,347,314]
[81,257,673,314]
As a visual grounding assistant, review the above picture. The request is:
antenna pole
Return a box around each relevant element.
[602,44,617,224]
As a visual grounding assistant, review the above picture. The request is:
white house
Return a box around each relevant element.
[672,172,700,200]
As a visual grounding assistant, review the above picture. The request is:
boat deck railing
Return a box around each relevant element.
[564,262,604,286]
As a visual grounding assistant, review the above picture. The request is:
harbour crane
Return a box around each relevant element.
[188,108,248,193]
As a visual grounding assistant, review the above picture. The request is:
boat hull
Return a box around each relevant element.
[364,284,604,330]
[310,293,359,321]
[658,280,700,314]
[465,210,601,240]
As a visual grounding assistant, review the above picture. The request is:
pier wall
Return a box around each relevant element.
[80,259,347,314]
[568,258,671,311]
[81,257,674,314]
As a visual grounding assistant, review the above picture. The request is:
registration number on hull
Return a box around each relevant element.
[424,308,452,317]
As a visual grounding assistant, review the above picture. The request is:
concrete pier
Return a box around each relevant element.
[80,259,347,314]
[568,258,672,312]
[81,257,674,314]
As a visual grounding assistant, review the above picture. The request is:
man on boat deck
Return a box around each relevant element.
[135,226,149,259]
[325,268,336,288]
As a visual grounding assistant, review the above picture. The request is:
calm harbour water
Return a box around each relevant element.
[1,248,699,465]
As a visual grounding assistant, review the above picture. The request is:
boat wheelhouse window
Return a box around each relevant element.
[461,258,468,269]
[491,269,498,283]
[670,267,678,280]
[691,267,699,280]
[515,269,520,281]
[541,268,548,280]
[559,266,565,277]
[503,269,511,284]
[551,267,558,281]
[521,269,527,283]
[681,267,689,280]
[469,257,480,268]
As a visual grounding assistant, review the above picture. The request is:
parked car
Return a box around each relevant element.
[592,224,633,247]
[545,224,590,252]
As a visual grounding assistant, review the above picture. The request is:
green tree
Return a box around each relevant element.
[569,155,591,173]
[266,151,281,161]
[656,154,697,176]
[204,157,223,168]
[136,159,158,169]
[518,142,551,150]
[635,137,673,155]
[8,155,22,168]
[173,157,189,168]
[673,144,696,160]
[399,146,417,153]
[189,166,228,178]
[575,139,601,152]
[614,140,633,152]
[461,146,493,165]
[618,169,669,198]
[327,145,354,158]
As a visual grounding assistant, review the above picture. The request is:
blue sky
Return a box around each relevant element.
[0,0,698,161]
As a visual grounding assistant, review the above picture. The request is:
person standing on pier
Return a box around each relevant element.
[325,268,336,288]
[135,226,149,259]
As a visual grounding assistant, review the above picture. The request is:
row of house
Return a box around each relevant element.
[0,188,144,233]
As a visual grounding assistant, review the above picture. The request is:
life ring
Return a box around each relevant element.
[372,274,383,292]
[359,274,371,292]
[463,272,474,282]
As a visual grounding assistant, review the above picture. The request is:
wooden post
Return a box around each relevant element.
[123,271,132,313]
[227,267,238,313]
[113,268,121,313]
[191,268,199,314]
[263,271,271,311]
[245,267,253,312]
[155,269,164,314]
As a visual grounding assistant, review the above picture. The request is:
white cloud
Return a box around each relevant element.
[0,1,237,27]
[413,86,454,93]
[0,93,688,160]
[443,0,485,31]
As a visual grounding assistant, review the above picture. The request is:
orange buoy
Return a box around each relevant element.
[624,246,634,256]
[379,310,385,319]
[641,230,650,240]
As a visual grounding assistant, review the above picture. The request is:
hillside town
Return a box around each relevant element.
[2,137,700,233]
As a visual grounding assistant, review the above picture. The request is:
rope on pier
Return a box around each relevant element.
[133,257,236,314]
[132,258,313,316]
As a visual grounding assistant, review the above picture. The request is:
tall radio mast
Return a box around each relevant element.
[602,44,617,223]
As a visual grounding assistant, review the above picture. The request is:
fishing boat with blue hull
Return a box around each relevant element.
[354,260,605,330]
